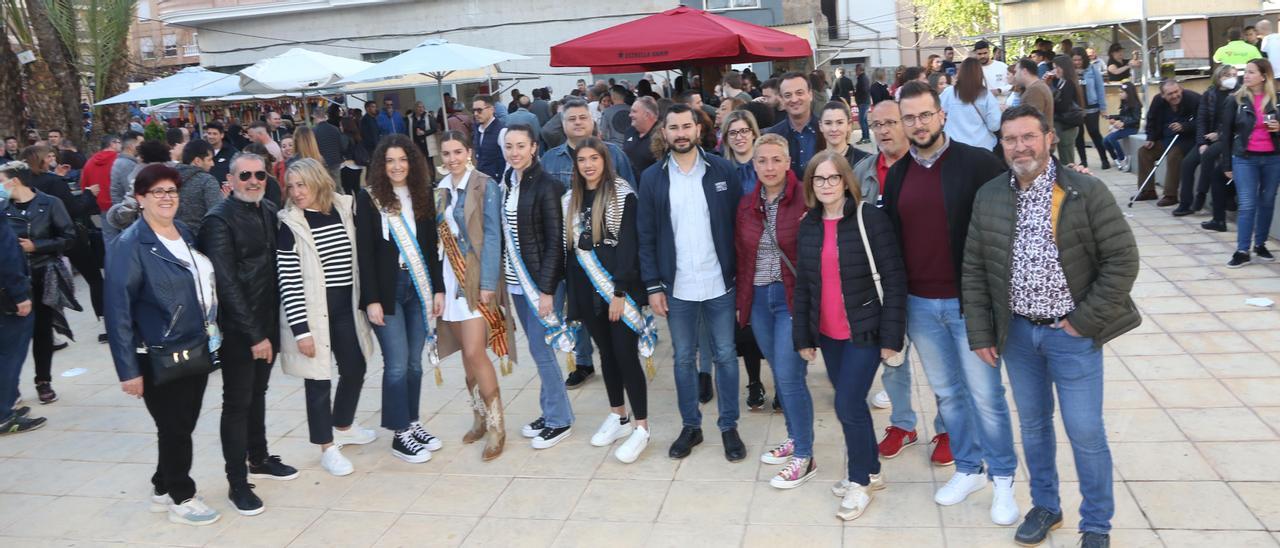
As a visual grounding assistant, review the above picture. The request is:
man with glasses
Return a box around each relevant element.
[471,95,507,180]
[198,152,298,517]
[963,105,1138,548]
[764,72,821,177]
[378,98,409,138]
[882,81,1018,526]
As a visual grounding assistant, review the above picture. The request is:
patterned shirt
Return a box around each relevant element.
[502,169,522,294]
[1009,158,1076,319]
[753,188,784,286]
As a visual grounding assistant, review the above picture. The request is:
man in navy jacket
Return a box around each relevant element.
[471,95,507,180]
[0,194,42,433]
[636,104,745,462]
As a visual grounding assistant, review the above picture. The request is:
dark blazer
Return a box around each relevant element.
[2,191,74,271]
[0,201,31,307]
[503,162,565,295]
[881,139,1006,293]
[354,188,445,315]
[197,195,279,346]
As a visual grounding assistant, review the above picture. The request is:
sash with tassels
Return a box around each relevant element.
[501,193,577,355]
[373,196,441,384]
[567,184,659,378]
[435,188,512,375]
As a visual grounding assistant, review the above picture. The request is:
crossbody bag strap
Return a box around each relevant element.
[855,202,884,303]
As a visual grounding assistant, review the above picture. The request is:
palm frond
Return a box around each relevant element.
[2,0,33,47]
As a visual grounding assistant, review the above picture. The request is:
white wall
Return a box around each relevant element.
[830,0,900,68]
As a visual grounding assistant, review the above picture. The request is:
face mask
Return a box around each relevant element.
[0,184,9,202]
[1222,77,1239,90]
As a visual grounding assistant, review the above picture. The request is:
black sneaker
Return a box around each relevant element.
[1014,506,1063,546]
[0,414,46,435]
[391,429,431,463]
[1079,532,1110,548]
[722,428,746,462]
[746,382,765,410]
[1254,245,1275,262]
[35,382,57,404]
[698,372,713,404]
[1227,251,1252,269]
[1171,207,1194,217]
[531,425,571,449]
[12,406,30,418]
[248,455,299,481]
[1201,220,1228,232]
[565,367,594,390]
[97,333,108,344]
[772,396,782,413]
[668,426,703,459]
[521,417,546,438]
[227,484,264,516]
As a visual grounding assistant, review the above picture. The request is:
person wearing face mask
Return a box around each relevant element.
[1177,64,1240,219]
[819,102,872,168]
[0,175,42,434]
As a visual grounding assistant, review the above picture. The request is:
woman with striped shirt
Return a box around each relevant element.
[276,158,378,476]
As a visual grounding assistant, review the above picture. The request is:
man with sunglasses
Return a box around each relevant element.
[881,81,1018,526]
[472,94,507,180]
[198,152,297,517]
[377,98,408,138]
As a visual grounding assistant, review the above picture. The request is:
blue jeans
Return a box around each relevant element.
[0,313,34,422]
[372,271,427,431]
[1102,128,1135,161]
[1231,154,1280,252]
[668,290,739,431]
[555,282,594,369]
[749,283,814,458]
[697,317,712,374]
[819,335,881,486]
[1003,317,1113,534]
[511,292,574,429]
[857,103,871,140]
[879,342,946,434]
[906,296,1017,477]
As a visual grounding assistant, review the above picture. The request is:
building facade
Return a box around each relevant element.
[132,0,201,70]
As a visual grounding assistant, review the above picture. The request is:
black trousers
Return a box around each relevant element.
[1178,144,1204,208]
[581,305,648,420]
[30,266,53,384]
[141,356,209,504]
[304,287,367,444]
[340,167,362,196]
[1074,110,1108,168]
[65,230,104,318]
[738,325,764,385]
[220,336,273,487]
[1201,141,1233,222]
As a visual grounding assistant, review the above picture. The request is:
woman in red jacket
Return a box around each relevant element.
[735,133,814,489]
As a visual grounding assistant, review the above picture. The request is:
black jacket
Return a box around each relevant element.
[882,139,1006,294]
[1146,90,1200,152]
[1052,79,1084,127]
[503,162,565,295]
[1219,91,1280,157]
[197,195,279,346]
[854,73,871,105]
[1113,103,1142,131]
[869,81,891,105]
[32,171,96,221]
[354,188,444,315]
[1197,85,1238,146]
[3,191,74,271]
[832,75,855,105]
[793,200,907,352]
[566,190,642,321]
[208,144,237,184]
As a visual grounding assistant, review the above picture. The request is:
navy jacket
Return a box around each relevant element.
[0,200,30,307]
[765,115,822,177]
[473,118,507,181]
[637,150,742,296]
[104,219,209,382]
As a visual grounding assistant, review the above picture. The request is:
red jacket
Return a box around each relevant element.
[735,171,807,326]
[83,149,118,213]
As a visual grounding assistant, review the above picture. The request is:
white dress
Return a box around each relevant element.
[440,171,483,322]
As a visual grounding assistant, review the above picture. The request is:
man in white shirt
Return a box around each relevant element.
[1260,20,1280,64]
[974,40,1011,97]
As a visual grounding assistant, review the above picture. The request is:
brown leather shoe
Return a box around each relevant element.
[1156,196,1179,207]
[463,385,486,444]
[482,395,506,461]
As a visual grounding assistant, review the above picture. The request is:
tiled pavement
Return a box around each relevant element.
[4,148,1280,547]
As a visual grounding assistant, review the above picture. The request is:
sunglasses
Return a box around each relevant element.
[237,170,268,182]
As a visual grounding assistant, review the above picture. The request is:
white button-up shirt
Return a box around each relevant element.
[668,152,726,302]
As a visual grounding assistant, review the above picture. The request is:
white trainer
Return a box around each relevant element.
[149,490,169,513]
[321,446,354,477]
[168,496,221,526]
[614,425,650,464]
[832,473,887,498]
[935,471,988,506]
[333,423,377,447]
[836,482,872,521]
[990,475,1020,526]
[590,413,634,447]
[871,390,891,409]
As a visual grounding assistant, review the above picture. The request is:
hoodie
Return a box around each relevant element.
[84,149,118,213]
[174,163,225,232]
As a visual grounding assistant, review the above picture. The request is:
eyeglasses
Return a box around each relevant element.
[811,174,843,188]
[145,187,179,199]
[471,106,489,114]
[727,128,754,139]
[237,170,268,181]
[869,120,901,131]
[900,111,938,127]
[1000,132,1049,149]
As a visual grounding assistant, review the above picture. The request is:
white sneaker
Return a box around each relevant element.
[149,490,169,513]
[836,483,871,521]
[333,423,377,447]
[871,390,891,409]
[168,496,221,526]
[990,475,1019,526]
[614,425,650,463]
[321,446,354,477]
[590,413,634,447]
[935,471,988,506]
[831,473,886,498]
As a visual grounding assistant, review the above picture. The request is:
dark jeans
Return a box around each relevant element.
[66,230,104,318]
[580,304,648,420]
[1202,141,1232,222]
[304,286,367,445]
[1102,128,1136,161]
[142,355,209,504]
[819,335,881,486]
[857,103,871,140]
[220,336,273,487]
[1074,110,1108,167]
[1178,144,1206,209]
[668,290,739,431]
[372,270,427,431]
[0,312,34,422]
[30,266,53,384]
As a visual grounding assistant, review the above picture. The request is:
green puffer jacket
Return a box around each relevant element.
[961,164,1141,351]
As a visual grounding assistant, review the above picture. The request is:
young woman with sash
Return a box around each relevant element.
[434,130,517,461]
[354,134,446,464]
[565,137,653,463]
[500,124,577,450]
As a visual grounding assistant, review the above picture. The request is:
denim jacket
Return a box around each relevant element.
[441,171,504,292]
[1081,66,1106,111]
[539,141,637,191]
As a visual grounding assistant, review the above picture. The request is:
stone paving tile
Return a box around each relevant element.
[8,149,1280,546]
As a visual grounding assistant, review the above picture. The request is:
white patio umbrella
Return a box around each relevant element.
[192,48,374,122]
[95,66,240,106]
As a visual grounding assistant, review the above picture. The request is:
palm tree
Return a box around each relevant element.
[83,0,136,142]
[0,2,27,139]
[25,0,83,140]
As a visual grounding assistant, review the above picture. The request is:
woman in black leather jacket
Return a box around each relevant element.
[1,161,74,405]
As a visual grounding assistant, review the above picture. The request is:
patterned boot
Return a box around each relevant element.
[463,384,486,444]
[482,393,506,461]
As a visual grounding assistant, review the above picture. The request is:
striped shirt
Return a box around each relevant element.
[753,189,784,286]
[278,208,354,339]
[502,170,523,294]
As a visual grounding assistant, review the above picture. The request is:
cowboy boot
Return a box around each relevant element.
[482,393,506,461]
[463,384,486,444]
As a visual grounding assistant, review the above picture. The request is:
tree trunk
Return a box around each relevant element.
[0,30,27,140]
[91,49,131,142]
[25,0,82,140]
[22,60,64,140]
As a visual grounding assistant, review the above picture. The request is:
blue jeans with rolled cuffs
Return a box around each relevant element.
[749,282,814,458]
[879,342,946,434]
[372,270,427,432]
[511,291,574,429]
[667,290,740,432]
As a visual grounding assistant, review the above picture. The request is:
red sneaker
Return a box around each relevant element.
[878,426,918,458]
[930,433,954,466]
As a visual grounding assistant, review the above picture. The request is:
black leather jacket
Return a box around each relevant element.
[2,191,74,271]
[197,195,280,346]
[1219,91,1280,157]
[503,162,565,294]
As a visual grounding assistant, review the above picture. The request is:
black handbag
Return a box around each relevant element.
[146,239,218,385]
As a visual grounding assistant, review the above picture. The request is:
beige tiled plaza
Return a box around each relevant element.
[4,151,1280,547]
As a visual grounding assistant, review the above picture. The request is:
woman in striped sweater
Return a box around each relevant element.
[276,158,379,476]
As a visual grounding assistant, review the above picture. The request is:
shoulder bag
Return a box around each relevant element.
[148,240,218,385]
